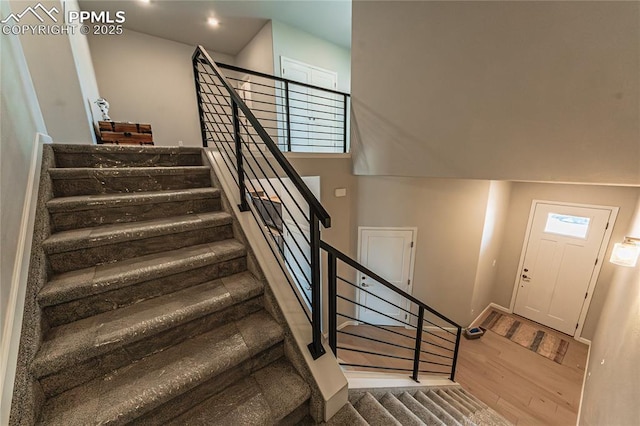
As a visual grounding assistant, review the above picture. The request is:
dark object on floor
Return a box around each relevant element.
[464,327,485,340]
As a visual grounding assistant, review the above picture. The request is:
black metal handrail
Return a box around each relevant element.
[321,240,462,381]
[193,45,462,382]
[216,61,350,153]
[193,45,328,359]
[193,46,331,228]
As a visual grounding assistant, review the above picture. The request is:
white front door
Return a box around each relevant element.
[513,202,614,335]
[357,228,416,326]
[280,57,339,152]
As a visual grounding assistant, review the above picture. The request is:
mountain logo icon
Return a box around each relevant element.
[1,3,59,24]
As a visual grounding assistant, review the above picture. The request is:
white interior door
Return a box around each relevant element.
[357,228,416,326]
[281,57,338,152]
[514,202,613,335]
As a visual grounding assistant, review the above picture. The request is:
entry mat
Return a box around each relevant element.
[481,310,569,364]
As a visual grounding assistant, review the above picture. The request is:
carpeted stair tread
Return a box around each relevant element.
[379,392,425,426]
[450,389,484,412]
[49,166,212,197]
[32,273,263,378]
[46,188,220,212]
[42,212,232,254]
[354,393,402,426]
[52,143,203,156]
[169,359,310,425]
[398,392,446,426]
[426,390,467,424]
[414,391,462,426]
[49,165,211,179]
[436,389,474,418]
[37,311,283,425]
[325,403,368,426]
[38,239,246,307]
[442,389,477,414]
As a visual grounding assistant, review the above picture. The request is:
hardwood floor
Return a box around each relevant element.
[337,309,589,425]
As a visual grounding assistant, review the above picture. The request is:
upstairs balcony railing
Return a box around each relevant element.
[203,61,350,154]
[193,45,461,381]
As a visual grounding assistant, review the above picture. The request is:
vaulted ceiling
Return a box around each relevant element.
[78,0,352,55]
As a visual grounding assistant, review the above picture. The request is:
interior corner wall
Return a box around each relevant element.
[236,20,274,74]
[87,29,234,147]
[65,0,101,138]
[271,20,351,93]
[492,183,640,340]
[351,1,639,184]
[355,176,491,325]
[0,6,47,421]
[470,181,512,319]
[579,194,640,426]
[13,0,97,144]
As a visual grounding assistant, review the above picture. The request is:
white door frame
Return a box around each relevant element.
[508,200,618,339]
[356,227,418,325]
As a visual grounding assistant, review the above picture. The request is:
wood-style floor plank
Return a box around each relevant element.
[337,309,588,425]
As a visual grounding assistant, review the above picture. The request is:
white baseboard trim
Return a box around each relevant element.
[338,320,358,331]
[469,302,511,328]
[0,134,50,422]
[576,343,591,425]
[322,321,358,339]
[575,337,592,346]
[345,370,455,389]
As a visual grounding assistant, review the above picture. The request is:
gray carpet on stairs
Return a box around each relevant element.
[326,387,511,426]
[13,144,311,425]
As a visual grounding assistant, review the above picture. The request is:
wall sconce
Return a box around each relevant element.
[609,237,640,267]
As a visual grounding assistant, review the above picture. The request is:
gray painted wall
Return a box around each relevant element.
[0,4,47,420]
[88,29,234,147]
[580,196,640,425]
[351,1,639,184]
[355,176,491,326]
[272,20,351,93]
[492,183,640,340]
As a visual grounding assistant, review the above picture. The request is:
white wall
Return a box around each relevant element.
[351,1,639,184]
[236,21,274,75]
[65,0,102,135]
[355,176,491,325]
[579,195,640,425]
[13,0,98,144]
[0,2,48,420]
[492,183,640,340]
[88,29,234,147]
[470,181,512,319]
[272,20,351,93]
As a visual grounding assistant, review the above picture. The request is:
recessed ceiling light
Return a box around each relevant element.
[207,18,220,27]
[139,0,150,3]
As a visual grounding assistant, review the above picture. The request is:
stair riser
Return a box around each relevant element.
[44,257,247,327]
[40,295,264,398]
[55,152,203,168]
[50,198,221,232]
[52,173,212,197]
[135,344,284,425]
[48,225,234,274]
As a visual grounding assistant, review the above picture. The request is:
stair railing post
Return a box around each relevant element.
[232,99,249,212]
[307,212,326,359]
[412,306,425,382]
[328,251,337,356]
[284,81,292,152]
[342,94,348,153]
[450,326,462,381]
[192,54,209,148]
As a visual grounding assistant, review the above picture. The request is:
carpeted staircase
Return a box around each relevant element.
[20,144,311,424]
[326,386,510,426]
